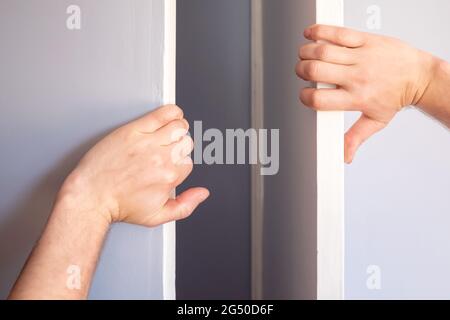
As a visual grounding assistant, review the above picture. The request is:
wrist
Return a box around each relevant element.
[56,170,118,226]
[414,51,442,107]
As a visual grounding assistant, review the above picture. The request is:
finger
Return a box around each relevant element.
[344,114,386,164]
[132,105,184,133]
[296,60,349,86]
[174,156,194,186]
[299,42,357,65]
[300,88,358,111]
[304,24,366,48]
[169,135,194,165]
[152,187,210,225]
[153,119,189,146]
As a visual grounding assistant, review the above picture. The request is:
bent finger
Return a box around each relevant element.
[153,119,189,146]
[299,42,357,65]
[304,24,366,48]
[296,60,350,86]
[300,88,359,111]
[132,105,184,133]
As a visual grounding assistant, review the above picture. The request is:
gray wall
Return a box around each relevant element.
[261,0,318,299]
[344,0,450,299]
[0,0,168,299]
[176,0,252,299]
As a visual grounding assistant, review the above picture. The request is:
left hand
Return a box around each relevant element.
[296,24,436,163]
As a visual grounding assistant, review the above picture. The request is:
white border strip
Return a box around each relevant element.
[162,0,177,301]
[316,0,345,300]
[251,0,265,301]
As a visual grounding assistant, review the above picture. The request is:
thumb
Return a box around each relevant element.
[345,114,386,164]
[153,188,210,225]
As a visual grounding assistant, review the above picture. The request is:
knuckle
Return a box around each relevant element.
[295,61,302,77]
[122,127,138,142]
[128,144,145,159]
[169,120,189,141]
[184,136,194,151]
[316,44,329,60]
[170,119,185,129]
[170,104,183,114]
[185,157,194,172]
[310,90,324,109]
[298,45,307,59]
[299,88,309,105]
[353,68,369,84]
[150,154,164,167]
[177,118,189,130]
[305,61,320,79]
[163,169,178,184]
[176,137,193,158]
[350,94,363,109]
[310,25,322,39]
[127,152,137,160]
[166,104,184,118]
[354,89,371,108]
[336,29,350,44]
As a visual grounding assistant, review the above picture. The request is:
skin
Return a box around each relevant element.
[8,105,210,300]
[297,24,450,163]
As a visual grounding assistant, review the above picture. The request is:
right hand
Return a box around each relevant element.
[58,104,209,227]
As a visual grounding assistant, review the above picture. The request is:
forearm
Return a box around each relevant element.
[8,188,110,300]
[417,55,450,128]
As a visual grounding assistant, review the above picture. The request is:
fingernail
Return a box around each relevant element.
[304,28,311,38]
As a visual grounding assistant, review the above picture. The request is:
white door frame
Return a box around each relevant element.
[316,0,345,300]
[162,0,177,301]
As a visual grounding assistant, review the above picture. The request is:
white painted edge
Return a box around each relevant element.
[316,0,345,300]
[162,0,177,301]
[251,0,265,301]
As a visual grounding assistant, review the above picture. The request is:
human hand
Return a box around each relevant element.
[296,24,438,163]
[58,104,209,227]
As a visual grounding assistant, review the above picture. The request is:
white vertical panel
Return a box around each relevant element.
[316,0,345,300]
[162,0,177,301]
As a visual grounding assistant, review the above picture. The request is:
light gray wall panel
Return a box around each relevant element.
[0,0,167,299]
[345,0,450,299]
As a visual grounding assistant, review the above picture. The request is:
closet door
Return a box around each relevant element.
[0,0,176,299]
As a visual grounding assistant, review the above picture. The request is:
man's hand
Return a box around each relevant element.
[9,105,209,300]
[296,24,440,163]
[59,104,209,227]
